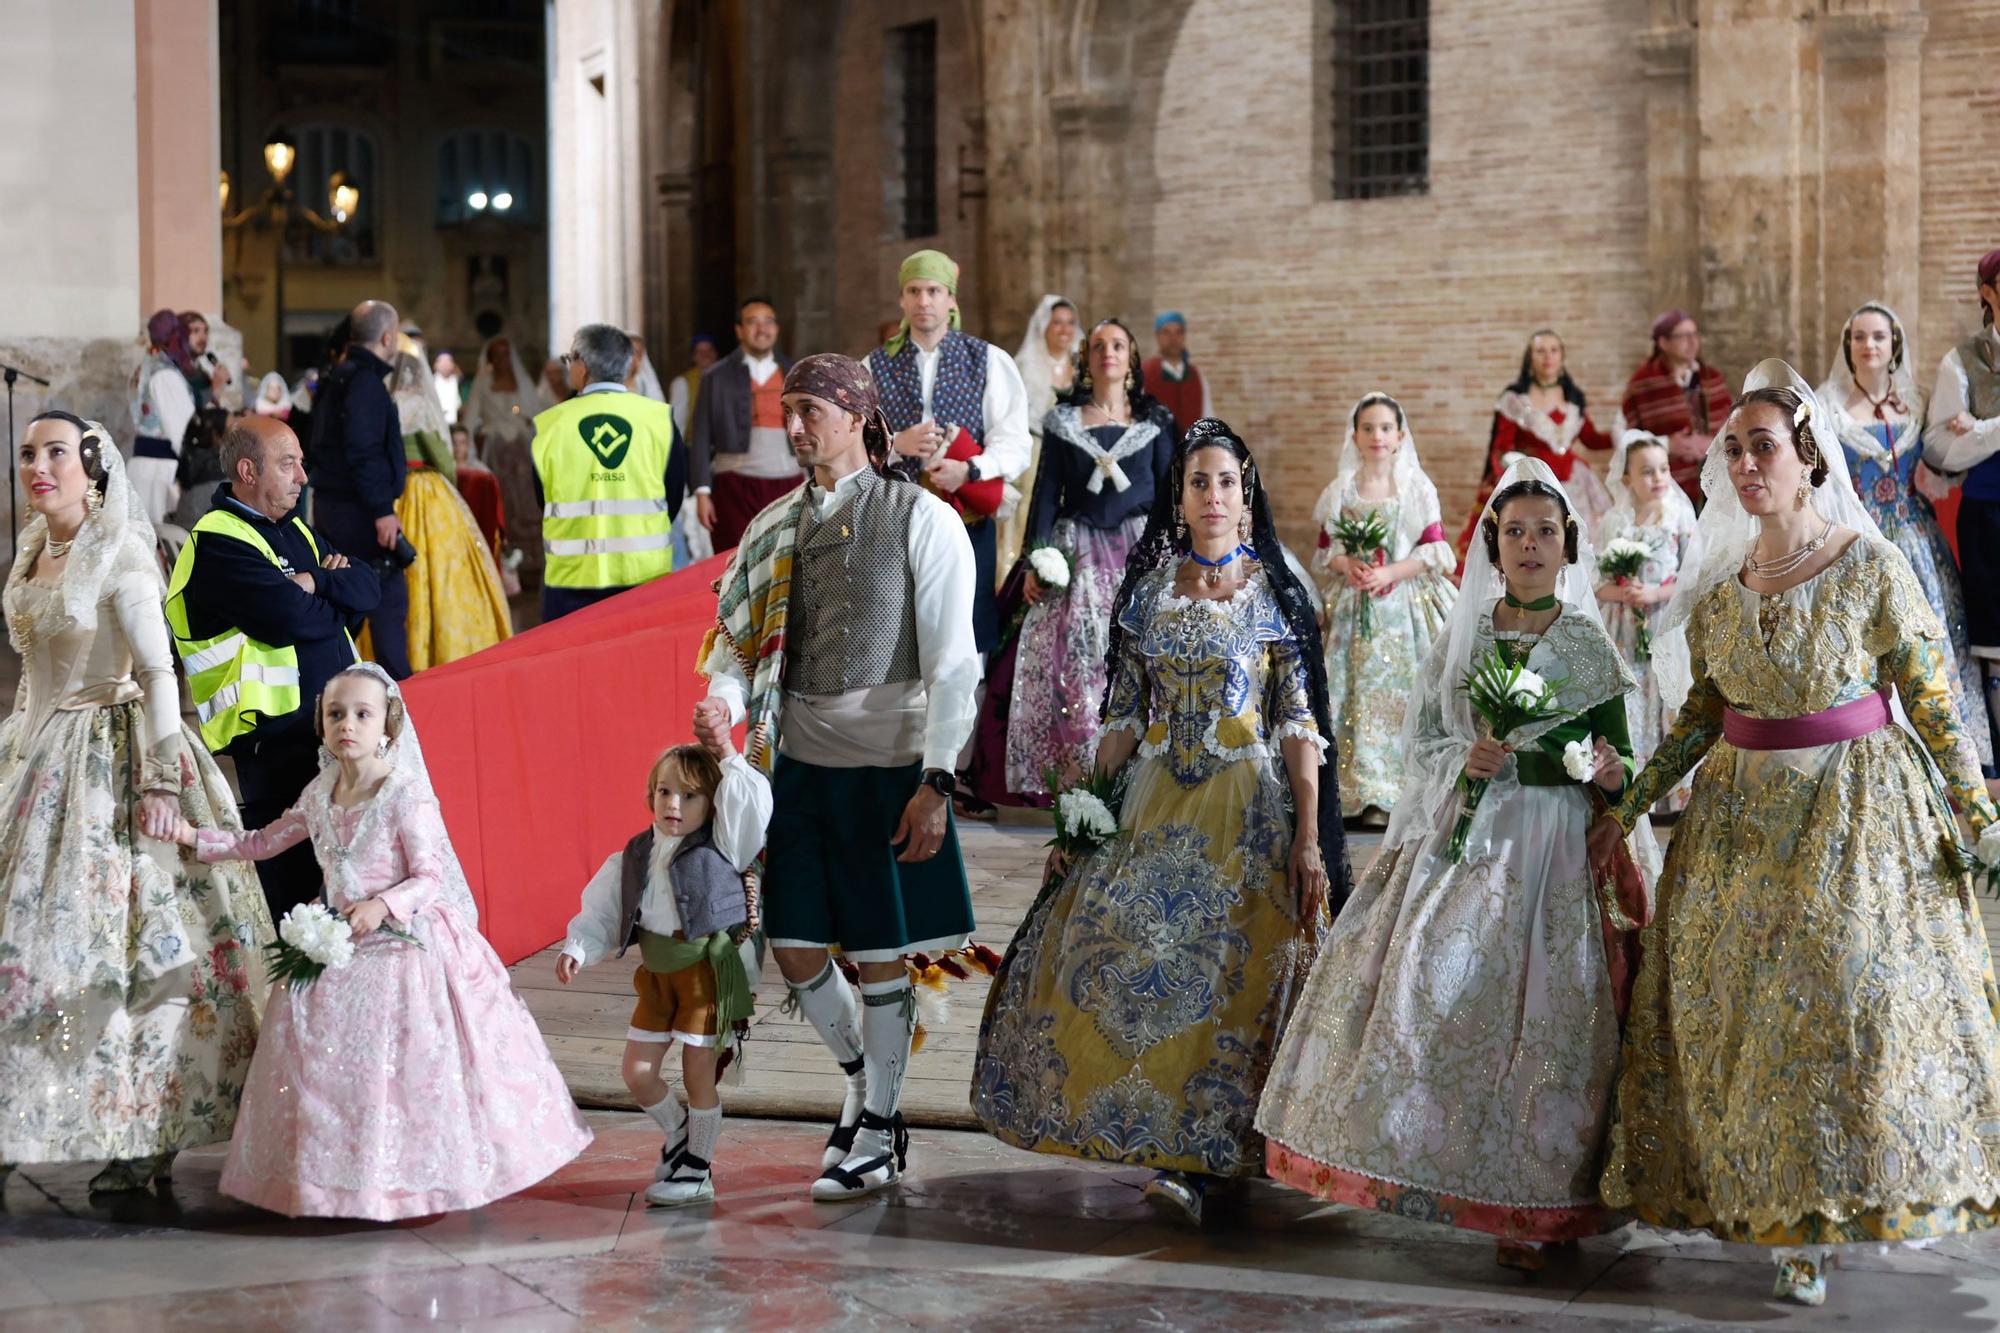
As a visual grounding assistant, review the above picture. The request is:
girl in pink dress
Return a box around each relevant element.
[172,663,590,1220]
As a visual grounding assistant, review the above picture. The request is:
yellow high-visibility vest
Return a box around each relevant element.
[164,509,350,751]
[531,389,677,589]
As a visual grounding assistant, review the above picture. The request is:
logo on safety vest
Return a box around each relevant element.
[578,414,633,470]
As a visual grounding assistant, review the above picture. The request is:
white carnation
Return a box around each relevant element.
[278,902,355,967]
[1562,737,1596,782]
[1057,790,1117,841]
[1029,547,1071,589]
[1603,537,1654,562]
[1506,668,1549,704]
[1977,822,2000,869]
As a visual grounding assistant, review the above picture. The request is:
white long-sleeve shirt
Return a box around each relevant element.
[703,466,980,772]
[560,752,772,967]
[913,340,1033,485]
[1923,327,2000,474]
[147,367,196,452]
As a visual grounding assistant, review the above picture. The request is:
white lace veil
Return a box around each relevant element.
[465,336,547,439]
[253,371,291,416]
[1324,392,1441,556]
[8,417,159,647]
[390,351,452,443]
[312,661,481,927]
[1816,302,1926,466]
[1381,456,1618,855]
[1013,294,1079,424]
[1651,358,1887,708]
[630,347,667,403]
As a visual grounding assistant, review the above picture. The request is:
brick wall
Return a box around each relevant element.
[1133,0,1655,552]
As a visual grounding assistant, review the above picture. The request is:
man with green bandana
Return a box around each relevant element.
[866,248,1031,655]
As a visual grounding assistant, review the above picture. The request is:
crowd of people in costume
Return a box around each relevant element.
[9,243,2000,1311]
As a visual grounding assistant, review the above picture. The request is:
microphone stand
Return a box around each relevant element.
[2,362,52,554]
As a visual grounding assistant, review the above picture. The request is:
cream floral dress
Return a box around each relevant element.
[0,531,271,1166]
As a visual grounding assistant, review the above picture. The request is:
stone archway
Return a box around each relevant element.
[980,0,1197,342]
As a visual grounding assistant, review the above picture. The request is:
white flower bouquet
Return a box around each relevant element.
[1964,823,2000,898]
[1044,767,1122,869]
[1598,535,1659,655]
[265,901,421,992]
[1447,647,1572,862]
[1028,544,1073,592]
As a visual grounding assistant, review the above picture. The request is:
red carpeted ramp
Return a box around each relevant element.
[400,554,732,964]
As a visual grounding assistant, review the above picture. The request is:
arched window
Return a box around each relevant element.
[436,130,539,226]
[286,123,379,264]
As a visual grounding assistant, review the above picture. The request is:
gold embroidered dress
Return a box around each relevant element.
[970,564,1321,1176]
[1604,535,2000,1245]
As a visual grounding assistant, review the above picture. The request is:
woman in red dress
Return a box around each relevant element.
[1453,329,1614,568]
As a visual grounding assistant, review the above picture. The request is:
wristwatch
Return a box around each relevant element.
[919,769,958,798]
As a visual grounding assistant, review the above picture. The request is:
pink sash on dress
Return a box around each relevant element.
[1722,689,1891,750]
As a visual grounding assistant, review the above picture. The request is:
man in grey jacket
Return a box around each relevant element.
[690,297,797,550]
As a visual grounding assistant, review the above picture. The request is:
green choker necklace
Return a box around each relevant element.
[1503,592,1558,611]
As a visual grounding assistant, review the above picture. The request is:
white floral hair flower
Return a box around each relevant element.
[1562,737,1596,782]
[1793,399,1812,428]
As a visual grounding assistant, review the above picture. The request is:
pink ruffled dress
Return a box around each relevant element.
[196,776,590,1219]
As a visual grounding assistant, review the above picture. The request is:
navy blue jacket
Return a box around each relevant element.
[177,485,381,751]
[307,345,406,518]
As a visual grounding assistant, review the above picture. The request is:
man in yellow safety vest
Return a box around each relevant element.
[531,323,683,622]
[165,415,379,915]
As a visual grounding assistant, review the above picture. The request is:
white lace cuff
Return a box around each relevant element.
[1274,720,1328,761]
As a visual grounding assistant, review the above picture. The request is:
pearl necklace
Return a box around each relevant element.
[44,535,75,559]
[1745,517,1831,580]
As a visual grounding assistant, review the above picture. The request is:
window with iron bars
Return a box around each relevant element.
[1330,0,1429,200]
[890,21,939,239]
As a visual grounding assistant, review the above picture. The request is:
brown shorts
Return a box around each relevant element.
[629,961,719,1046]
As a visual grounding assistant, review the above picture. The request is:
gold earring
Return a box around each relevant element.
[1238,511,1251,541]
[85,486,103,516]
[1796,482,1812,506]
[1174,511,1187,543]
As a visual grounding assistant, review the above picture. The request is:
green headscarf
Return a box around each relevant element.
[883,248,962,357]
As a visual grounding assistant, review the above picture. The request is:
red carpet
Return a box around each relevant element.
[401,555,733,964]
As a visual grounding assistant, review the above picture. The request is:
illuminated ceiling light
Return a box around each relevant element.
[219,169,231,212]
[467,190,488,211]
[491,191,514,212]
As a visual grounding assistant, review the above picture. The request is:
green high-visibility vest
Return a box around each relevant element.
[164,509,346,752]
[531,389,677,589]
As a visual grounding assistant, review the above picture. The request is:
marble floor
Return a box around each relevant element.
[7,1113,2000,1331]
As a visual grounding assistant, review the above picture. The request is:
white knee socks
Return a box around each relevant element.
[685,1105,722,1171]
[790,960,863,1064]
[855,975,915,1158]
[642,1088,686,1144]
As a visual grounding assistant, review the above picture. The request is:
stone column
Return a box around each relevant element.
[1819,6,1927,342]
[1636,20,1698,325]
[1049,90,1133,327]
[136,0,223,320]
[1692,0,1807,381]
